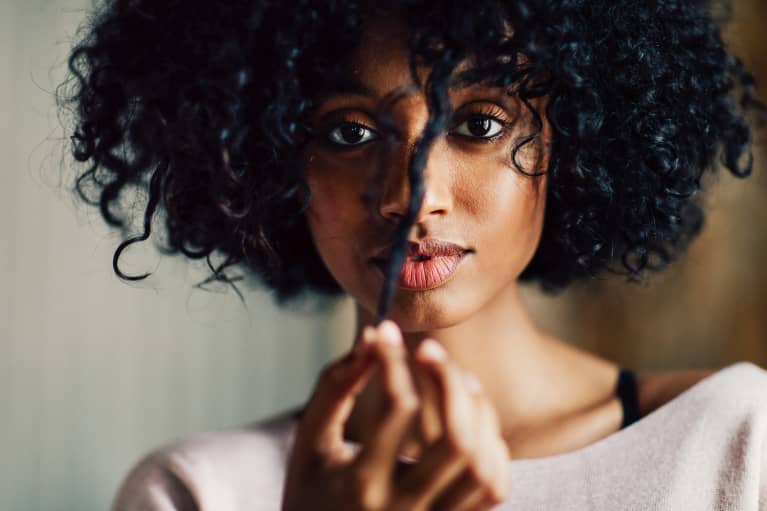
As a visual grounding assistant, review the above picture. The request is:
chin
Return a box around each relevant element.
[375,287,480,332]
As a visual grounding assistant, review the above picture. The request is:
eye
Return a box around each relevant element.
[326,122,379,147]
[453,115,505,139]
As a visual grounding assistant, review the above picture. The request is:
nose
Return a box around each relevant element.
[378,138,453,225]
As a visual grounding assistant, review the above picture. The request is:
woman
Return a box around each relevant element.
[59,1,767,509]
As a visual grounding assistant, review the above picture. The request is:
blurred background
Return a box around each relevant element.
[1,0,764,510]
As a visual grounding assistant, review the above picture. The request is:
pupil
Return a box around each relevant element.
[341,125,364,143]
[468,118,490,136]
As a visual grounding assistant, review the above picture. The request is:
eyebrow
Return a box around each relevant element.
[315,71,503,102]
[314,78,376,102]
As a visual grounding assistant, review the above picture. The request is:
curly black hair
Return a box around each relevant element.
[58,0,765,318]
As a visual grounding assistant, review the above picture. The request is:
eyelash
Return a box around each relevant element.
[321,105,513,149]
[450,105,512,144]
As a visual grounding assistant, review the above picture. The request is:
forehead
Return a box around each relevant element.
[347,16,427,96]
[328,15,505,102]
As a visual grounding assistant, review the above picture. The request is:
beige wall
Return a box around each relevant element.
[519,0,767,372]
[2,1,764,511]
[1,2,340,510]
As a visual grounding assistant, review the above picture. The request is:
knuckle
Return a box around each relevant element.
[354,479,387,511]
[444,426,473,454]
[486,477,509,502]
[468,459,492,484]
[387,390,421,418]
[487,486,508,504]
[442,420,474,454]
[376,338,404,359]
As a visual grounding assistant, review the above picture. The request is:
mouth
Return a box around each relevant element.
[372,253,434,265]
[370,251,469,290]
[371,238,470,261]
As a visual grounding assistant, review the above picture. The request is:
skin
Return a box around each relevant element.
[303,14,620,453]
[289,14,716,510]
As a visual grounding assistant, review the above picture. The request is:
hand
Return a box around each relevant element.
[281,320,509,511]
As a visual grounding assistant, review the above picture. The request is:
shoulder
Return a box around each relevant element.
[636,361,767,418]
[630,362,767,506]
[111,411,299,511]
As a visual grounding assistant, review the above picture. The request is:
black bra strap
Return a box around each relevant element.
[616,368,641,429]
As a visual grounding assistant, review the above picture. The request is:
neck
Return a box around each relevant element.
[345,283,620,457]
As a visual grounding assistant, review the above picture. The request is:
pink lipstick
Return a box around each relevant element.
[370,239,470,290]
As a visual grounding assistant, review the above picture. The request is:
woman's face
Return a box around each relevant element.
[302,17,551,331]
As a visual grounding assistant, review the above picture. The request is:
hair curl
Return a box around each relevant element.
[58,0,765,313]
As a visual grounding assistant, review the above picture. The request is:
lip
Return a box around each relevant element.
[371,238,469,260]
[371,251,470,290]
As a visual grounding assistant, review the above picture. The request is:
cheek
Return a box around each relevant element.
[303,155,364,237]
[483,174,545,232]
[306,183,352,235]
[459,162,547,277]
[303,156,374,290]
[486,135,548,253]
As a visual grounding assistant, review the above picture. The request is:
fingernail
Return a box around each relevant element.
[464,371,482,394]
[362,326,376,344]
[378,320,402,345]
[418,339,447,362]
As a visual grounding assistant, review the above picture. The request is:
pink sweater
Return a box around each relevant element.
[112,361,767,510]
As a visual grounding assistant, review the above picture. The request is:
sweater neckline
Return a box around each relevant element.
[284,362,738,467]
[500,362,736,466]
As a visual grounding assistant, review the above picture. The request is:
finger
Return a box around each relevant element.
[432,381,507,510]
[293,331,376,465]
[438,485,486,511]
[405,350,443,463]
[472,387,509,505]
[352,321,421,499]
[433,380,486,511]
[416,340,476,454]
[394,435,469,508]
[481,397,510,504]
[394,341,476,505]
